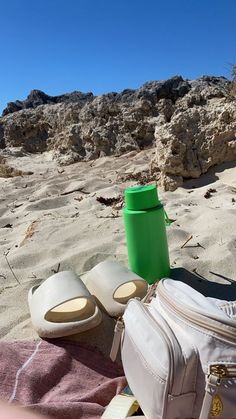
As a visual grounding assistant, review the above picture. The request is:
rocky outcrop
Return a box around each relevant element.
[154,77,236,190]
[2,89,94,116]
[0,75,235,189]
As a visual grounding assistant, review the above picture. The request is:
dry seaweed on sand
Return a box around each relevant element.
[204,188,217,199]
[116,168,159,185]
[0,157,33,178]
[96,195,123,207]
[20,220,39,246]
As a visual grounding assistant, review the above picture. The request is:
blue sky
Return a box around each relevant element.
[0,0,235,113]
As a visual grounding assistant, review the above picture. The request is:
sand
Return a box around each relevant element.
[0,148,236,355]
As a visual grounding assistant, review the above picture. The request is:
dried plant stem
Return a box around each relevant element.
[4,252,21,285]
[181,235,193,248]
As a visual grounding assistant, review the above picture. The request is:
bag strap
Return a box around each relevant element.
[199,373,220,419]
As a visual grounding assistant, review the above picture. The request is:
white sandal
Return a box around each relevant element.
[28,271,102,338]
[84,260,148,317]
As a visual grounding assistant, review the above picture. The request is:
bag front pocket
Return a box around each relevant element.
[122,299,194,419]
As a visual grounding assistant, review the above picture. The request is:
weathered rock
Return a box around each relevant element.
[2,89,94,116]
[154,83,236,190]
[0,122,5,149]
[0,75,235,190]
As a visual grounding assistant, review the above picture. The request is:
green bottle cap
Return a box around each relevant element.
[124,184,161,210]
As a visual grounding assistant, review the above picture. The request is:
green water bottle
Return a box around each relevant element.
[123,184,170,284]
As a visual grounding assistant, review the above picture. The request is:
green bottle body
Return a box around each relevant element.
[123,186,170,284]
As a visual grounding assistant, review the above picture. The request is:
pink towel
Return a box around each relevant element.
[0,340,126,418]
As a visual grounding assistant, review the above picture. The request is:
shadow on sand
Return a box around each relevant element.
[170,267,236,300]
[182,160,236,190]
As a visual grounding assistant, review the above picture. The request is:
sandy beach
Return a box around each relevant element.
[0,148,235,354]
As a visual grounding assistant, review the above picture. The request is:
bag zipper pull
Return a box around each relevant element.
[199,365,227,419]
[110,317,124,362]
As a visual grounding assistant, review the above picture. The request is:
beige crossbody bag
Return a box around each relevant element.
[111,278,236,419]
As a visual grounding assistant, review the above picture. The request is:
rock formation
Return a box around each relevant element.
[2,89,94,116]
[154,77,236,190]
[0,75,235,190]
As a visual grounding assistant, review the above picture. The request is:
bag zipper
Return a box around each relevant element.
[157,281,236,343]
[209,364,236,379]
[199,364,236,419]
